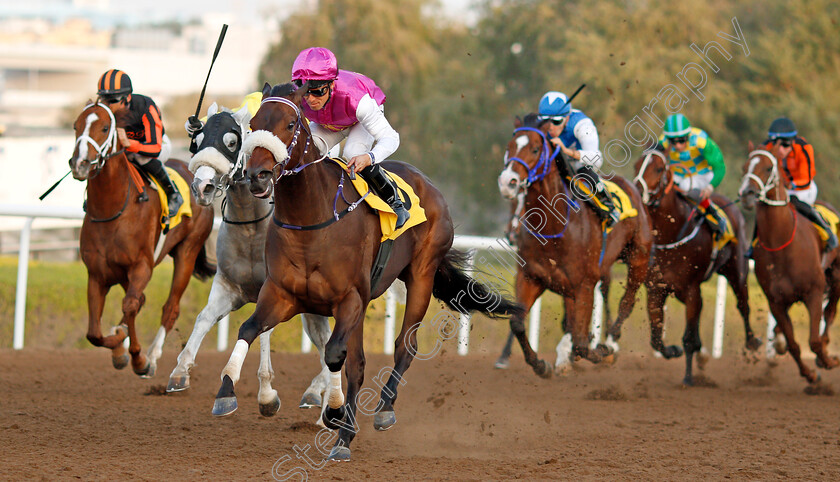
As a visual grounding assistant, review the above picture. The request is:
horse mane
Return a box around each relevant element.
[269,83,298,97]
[522,112,544,129]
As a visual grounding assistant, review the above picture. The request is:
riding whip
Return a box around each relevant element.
[559,83,586,112]
[39,170,71,201]
[189,24,228,129]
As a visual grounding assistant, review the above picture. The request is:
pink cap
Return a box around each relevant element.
[291,47,338,82]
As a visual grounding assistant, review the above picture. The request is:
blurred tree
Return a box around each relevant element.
[256,0,840,234]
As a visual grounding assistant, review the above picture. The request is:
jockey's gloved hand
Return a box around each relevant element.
[184,116,203,137]
[685,188,703,203]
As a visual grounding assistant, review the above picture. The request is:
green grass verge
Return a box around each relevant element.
[1,255,836,358]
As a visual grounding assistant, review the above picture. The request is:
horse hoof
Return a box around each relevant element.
[299,392,322,409]
[259,394,281,417]
[112,354,130,370]
[133,360,152,377]
[535,360,553,379]
[166,376,190,393]
[212,396,238,417]
[662,345,684,359]
[682,376,694,387]
[494,357,510,370]
[328,445,351,462]
[139,362,156,379]
[773,337,788,355]
[373,410,396,431]
[745,336,763,352]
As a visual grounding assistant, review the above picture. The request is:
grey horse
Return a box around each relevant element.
[166,103,332,417]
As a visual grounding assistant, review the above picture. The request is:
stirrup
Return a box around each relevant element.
[826,233,839,252]
[167,192,183,219]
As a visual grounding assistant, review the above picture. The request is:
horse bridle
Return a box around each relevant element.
[739,149,790,206]
[633,149,672,206]
[503,127,557,192]
[73,102,123,178]
[242,96,324,184]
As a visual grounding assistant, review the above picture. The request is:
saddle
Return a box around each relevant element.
[126,161,192,233]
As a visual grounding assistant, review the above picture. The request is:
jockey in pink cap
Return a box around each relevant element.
[292,47,409,228]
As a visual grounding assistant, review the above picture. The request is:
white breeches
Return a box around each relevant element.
[673,170,714,193]
[127,134,172,165]
[788,182,817,206]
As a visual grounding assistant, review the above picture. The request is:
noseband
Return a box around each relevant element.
[74,102,123,177]
[241,96,324,183]
[503,127,560,189]
[633,150,672,206]
[739,149,790,206]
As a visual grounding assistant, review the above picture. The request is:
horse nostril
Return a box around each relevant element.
[202,184,214,195]
[508,180,516,188]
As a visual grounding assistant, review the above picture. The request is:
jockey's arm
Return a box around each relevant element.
[572,117,603,170]
[355,94,400,164]
[703,137,725,187]
[126,105,163,158]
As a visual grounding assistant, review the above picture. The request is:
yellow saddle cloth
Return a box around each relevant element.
[569,177,638,232]
[814,204,839,246]
[708,202,736,251]
[682,196,736,251]
[149,167,192,232]
[332,159,427,242]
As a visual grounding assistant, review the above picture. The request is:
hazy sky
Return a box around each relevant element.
[0,0,478,26]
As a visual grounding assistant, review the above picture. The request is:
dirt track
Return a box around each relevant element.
[2,348,839,480]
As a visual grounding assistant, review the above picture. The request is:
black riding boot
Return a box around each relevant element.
[142,158,183,219]
[360,164,410,229]
[700,203,727,239]
[576,165,619,227]
[791,197,839,251]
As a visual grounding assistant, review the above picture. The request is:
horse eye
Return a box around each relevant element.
[102,126,109,133]
[532,148,539,154]
[223,132,237,151]
[287,122,295,131]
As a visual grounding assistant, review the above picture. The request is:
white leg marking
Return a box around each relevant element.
[605,334,620,353]
[555,333,573,370]
[327,370,344,409]
[147,326,167,369]
[221,339,249,385]
[257,329,279,406]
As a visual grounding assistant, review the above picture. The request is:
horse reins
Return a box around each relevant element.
[633,149,673,207]
[243,96,369,231]
[504,127,577,240]
[740,149,798,252]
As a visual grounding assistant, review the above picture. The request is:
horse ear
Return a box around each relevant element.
[207,102,219,117]
[261,82,271,99]
[748,140,755,152]
[232,104,252,126]
[514,116,523,128]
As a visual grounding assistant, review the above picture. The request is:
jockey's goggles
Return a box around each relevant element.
[775,138,793,148]
[99,95,125,105]
[538,116,567,126]
[670,136,689,144]
[304,84,331,98]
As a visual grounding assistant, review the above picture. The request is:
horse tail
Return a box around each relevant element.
[191,244,216,281]
[432,249,524,319]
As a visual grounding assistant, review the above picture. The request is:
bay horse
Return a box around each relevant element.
[634,147,761,385]
[496,114,652,372]
[496,196,614,369]
[739,143,840,383]
[165,103,332,418]
[69,102,215,376]
[213,83,524,461]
